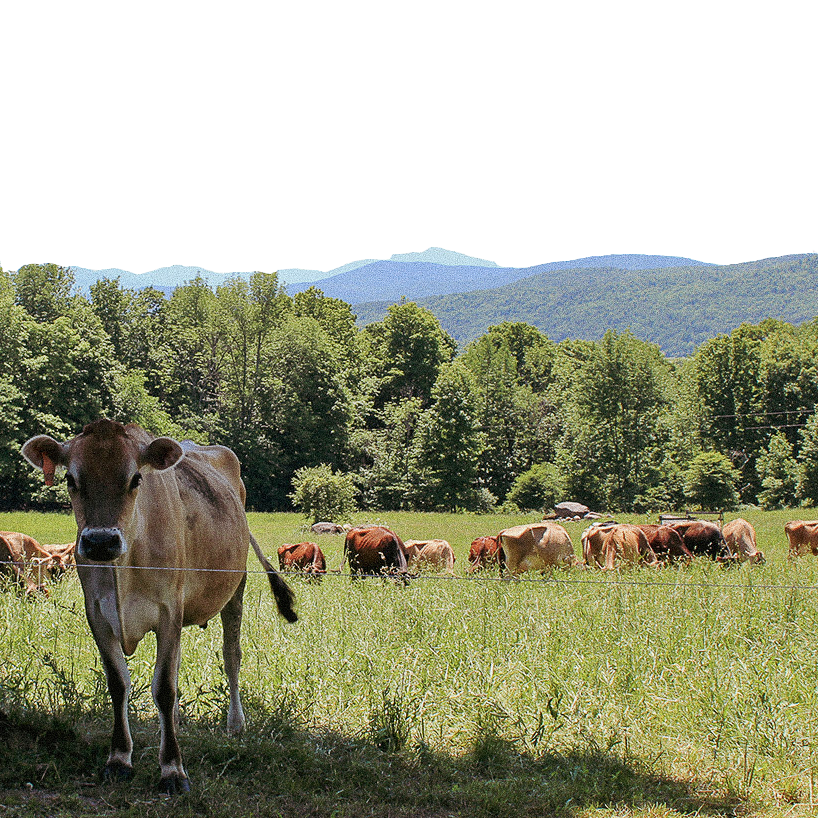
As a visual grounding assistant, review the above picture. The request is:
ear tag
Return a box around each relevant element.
[42,453,56,487]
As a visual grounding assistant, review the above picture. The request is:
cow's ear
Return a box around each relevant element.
[22,435,67,485]
[140,437,184,471]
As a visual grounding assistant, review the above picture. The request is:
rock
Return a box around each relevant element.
[310,522,344,535]
[553,501,591,518]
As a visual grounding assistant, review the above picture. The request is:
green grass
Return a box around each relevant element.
[2,509,818,816]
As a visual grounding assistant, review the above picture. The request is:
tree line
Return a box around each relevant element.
[4,262,818,514]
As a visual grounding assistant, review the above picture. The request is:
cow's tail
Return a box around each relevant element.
[249,534,298,623]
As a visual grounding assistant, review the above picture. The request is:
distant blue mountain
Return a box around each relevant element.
[387,248,498,267]
[67,251,711,304]
[288,253,711,304]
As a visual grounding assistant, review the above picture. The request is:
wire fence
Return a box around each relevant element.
[5,557,818,593]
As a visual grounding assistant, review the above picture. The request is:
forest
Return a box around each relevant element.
[4,261,818,515]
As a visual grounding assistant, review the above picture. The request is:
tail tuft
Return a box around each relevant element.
[249,533,298,623]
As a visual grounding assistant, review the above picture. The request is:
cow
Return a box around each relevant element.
[404,539,455,572]
[467,535,504,573]
[784,520,818,559]
[0,532,50,595]
[722,518,765,564]
[668,520,732,561]
[636,525,693,564]
[499,522,575,575]
[342,525,409,580]
[601,524,660,570]
[581,521,618,568]
[32,541,76,579]
[22,419,297,794]
[277,541,326,579]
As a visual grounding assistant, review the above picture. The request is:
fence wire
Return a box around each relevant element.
[4,557,818,593]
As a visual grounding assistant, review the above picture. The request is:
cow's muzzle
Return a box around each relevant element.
[78,527,127,562]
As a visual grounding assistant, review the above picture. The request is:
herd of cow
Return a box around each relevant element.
[11,518,818,596]
[274,517,769,581]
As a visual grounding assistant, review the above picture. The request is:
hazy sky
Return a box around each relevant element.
[2,1,816,274]
[0,246,818,273]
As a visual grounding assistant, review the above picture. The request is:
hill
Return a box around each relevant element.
[289,253,709,303]
[352,254,818,358]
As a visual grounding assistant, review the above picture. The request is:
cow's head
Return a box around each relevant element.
[22,420,183,563]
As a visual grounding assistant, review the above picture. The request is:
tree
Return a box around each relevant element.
[289,463,357,523]
[797,411,818,504]
[409,361,485,511]
[683,452,739,510]
[363,302,456,408]
[556,330,673,510]
[756,432,799,509]
[13,263,76,322]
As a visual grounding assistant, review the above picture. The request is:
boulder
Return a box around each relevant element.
[552,501,591,518]
[310,522,345,535]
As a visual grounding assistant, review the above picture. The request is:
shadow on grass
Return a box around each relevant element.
[0,703,744,818]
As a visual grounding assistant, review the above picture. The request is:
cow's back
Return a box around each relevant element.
[500,523,574,573]
[344,526,407,575]
[785,520,818,557]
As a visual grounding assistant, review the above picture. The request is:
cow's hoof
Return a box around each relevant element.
[102,761,133,782]
[158,773,191,794]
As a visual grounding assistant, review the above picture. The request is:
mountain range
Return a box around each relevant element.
[64,248,818,358]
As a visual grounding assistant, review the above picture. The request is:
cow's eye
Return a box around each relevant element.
[130,472,142,491]
[65,474,76,491]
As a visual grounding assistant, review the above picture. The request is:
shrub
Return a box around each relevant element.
[507,463,563,512]
[683,451,739,510]
[289,463,357,523]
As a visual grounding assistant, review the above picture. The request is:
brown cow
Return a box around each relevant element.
[467,536,504,572]
[0,532,49,595]
[277,541,326,579]
[404,539,455,572]
[669,520,732,561]
[342,525,409,580]
[581,521,618,568]
[784,520,818,559]
[722,518,765,564]
[22,419,297,794]
[499,522,575,575]
[636,525,693,564]
[601,524,659,570]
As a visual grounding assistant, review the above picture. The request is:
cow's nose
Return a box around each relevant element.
[78,528,126,562]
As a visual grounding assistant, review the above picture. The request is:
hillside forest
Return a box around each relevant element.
[4,262,818,515]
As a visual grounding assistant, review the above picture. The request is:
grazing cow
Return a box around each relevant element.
[499,522,575,575]
[0,532,49,595]
[784,520,818,559]
[581,521,618,568]
[33,541,76,579]
[601,524,660,570]
[668,520,732,561]
[277,541,326,579]
[722,518,765,564]
[636,525,693,564]
[22,419,297,794]
[404,539,455,572]
[342,526,409,580]
[467,536,504,572]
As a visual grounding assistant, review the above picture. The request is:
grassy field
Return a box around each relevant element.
[3,508,818,817]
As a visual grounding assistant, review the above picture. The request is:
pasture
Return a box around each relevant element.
[2,509,818,817]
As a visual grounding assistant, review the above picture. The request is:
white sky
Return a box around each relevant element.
[1,0,816,274]
[0,246,818,273]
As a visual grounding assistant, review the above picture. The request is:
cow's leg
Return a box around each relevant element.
[220,575,247,735]
[87,617,134,781]
[153,614,189,794]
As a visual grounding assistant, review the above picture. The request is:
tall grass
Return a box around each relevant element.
[2,509,818,816]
